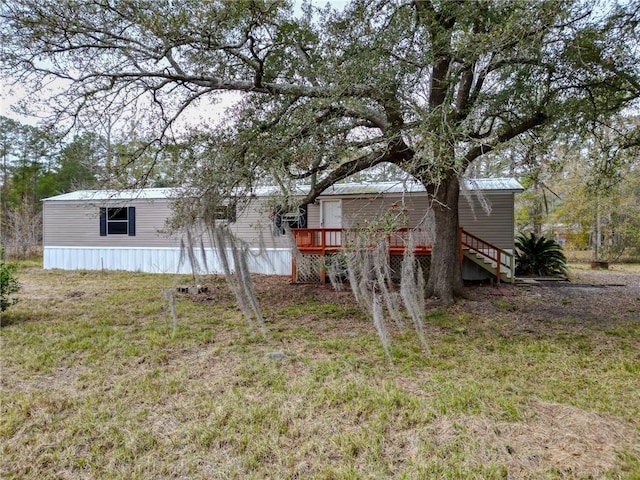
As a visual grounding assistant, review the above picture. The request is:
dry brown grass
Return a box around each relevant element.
[461,401,637,478]
[1,264,639,479]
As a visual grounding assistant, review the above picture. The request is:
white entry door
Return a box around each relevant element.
[321,200,342,246]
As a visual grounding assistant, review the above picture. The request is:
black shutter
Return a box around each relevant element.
[99,208,107,236]
[128,206,136,236]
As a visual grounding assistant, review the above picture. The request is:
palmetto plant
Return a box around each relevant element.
[515,232,568,277]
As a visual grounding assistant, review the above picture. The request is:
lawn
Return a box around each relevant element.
[1,264,639,479]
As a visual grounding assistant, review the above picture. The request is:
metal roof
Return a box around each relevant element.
[247,178,523,197]
[463,177,524,192]
[42,187,180,202]
[305,178,523,196]
[43,178,523,202]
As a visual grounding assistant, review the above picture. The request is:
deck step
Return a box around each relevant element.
[463,249,513,283]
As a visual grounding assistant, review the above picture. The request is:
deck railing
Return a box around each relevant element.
[459,228,514,282]
[290,227,432,255]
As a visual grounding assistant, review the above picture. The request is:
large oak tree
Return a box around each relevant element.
[2,0,639,303]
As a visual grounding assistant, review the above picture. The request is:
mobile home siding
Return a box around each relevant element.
[307,203,321,227]
[43,199,179,247]
[43,181,520,276]
[43,194,292,274]
[458,191,515,250]
[340,194,430,229]
[303,194,430,229]
[310,191,515,251]
[228,197,290,249]
[44,197,290,249]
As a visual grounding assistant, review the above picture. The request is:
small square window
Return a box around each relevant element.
[214,204,236,222]
[100,207,135,236]
[273,205,307,235]
[107,207,128,235]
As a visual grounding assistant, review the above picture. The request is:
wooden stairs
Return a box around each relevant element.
[460,229,515,283]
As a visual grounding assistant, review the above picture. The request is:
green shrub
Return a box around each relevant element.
[1,251,20,312]
[515,232,568,277]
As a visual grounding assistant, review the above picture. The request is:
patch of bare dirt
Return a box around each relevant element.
[450,268,640,339]
[64,290,85,299]
[184,268,640,348]
[255,275,357,307]
[197,268,640,327]
[188,275,356,306]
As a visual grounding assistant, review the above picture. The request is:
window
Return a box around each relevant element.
[214,204,237,223]
[100,207,136,236]
[107,208,128,234]
[273,204,307,235]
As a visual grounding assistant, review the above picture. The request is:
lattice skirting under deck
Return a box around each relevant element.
[294,254,323,283]
[389,255,431,283]
[294,253,431,284]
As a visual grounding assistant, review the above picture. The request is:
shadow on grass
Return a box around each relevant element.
[0,309,50,328]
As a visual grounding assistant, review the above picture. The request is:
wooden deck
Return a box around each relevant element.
[290,227,515,284]
[290,228,432,283]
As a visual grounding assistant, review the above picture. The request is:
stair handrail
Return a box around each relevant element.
[460,228,514,282]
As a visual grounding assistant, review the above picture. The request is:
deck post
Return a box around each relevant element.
[510,254,515,283]
[386,234,392,289]
[291,253,297,283]
[321,230,326,283]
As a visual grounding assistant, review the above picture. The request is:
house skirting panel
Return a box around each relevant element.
[43,246,292,276]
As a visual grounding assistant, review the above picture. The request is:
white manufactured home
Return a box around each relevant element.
[42,178,523,282]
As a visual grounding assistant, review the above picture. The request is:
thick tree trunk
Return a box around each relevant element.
[424,175,465,305]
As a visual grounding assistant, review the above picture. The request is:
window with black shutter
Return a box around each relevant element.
[100,207,136,236]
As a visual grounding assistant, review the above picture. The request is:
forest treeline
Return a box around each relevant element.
[0,115,180,258]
